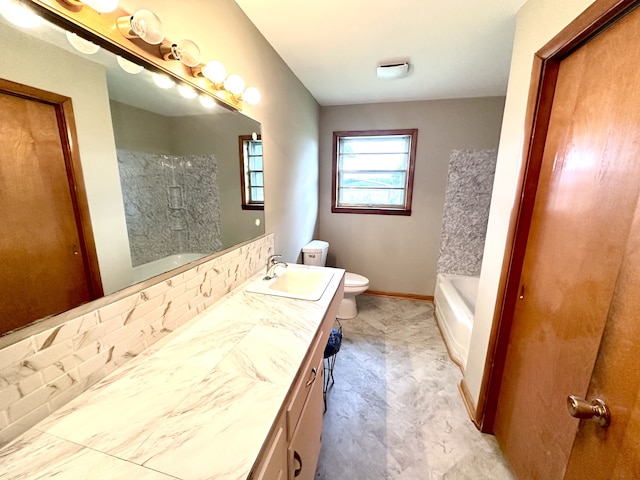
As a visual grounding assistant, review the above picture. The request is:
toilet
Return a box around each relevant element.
[302,240,369,319]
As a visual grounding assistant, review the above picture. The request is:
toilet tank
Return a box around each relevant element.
[302,240,329,266]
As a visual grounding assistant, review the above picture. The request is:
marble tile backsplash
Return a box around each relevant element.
[437,149,497,276]
[0,234,273,447]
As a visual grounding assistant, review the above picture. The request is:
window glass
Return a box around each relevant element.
[239,135,264,210]
[332,129,418,215]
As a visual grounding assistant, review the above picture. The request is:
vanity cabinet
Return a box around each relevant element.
[288,356,325,480]
[249,275,343,480]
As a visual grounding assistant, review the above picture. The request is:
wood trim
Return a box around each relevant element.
[0,77,68,104]
[58,99,103,298]
[475,54,556,432]
[459,379,480,429]
[538,0,639,59]
[475,0,640,433]
[331,207,412,216]
[0,77,103,299]
[331,129,418,216]
[363,290,433,302]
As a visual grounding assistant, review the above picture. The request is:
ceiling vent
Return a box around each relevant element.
[376,62,410,80]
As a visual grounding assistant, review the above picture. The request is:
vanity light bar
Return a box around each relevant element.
[113,7,261,106]
[32,0,261,109]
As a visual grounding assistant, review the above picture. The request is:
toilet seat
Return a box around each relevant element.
[345,272,369,288]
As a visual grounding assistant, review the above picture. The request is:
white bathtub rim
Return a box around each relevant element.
[435,302,466,369]
[434,273,478,371]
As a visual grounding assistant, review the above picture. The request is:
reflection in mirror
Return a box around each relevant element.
[0,9,264,338]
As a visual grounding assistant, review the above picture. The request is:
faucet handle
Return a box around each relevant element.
[267,254,282,266]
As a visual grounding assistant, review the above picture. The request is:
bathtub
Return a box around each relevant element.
[132,253,208,284]
[434,273,479,370]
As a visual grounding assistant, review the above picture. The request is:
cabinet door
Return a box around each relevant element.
[252,415,287,480]
[286,330,324,439]
[288,358,325,480]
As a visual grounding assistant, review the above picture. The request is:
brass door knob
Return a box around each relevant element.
[567,395,611,428]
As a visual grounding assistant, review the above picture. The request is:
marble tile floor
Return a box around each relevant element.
[315,295,514,480]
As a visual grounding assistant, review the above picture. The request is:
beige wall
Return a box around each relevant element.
[318,98,505,295]
[120,0,321,263]
[464,0,597,405]
[110,101,173,154]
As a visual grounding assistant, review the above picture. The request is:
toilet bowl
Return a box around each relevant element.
[301,240,369,319]
[338,272,370,319]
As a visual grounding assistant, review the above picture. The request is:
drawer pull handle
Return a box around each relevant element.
[294,450,302,476]
[305,367,317,387]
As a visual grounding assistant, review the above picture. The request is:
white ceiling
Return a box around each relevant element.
[234,0,527,106]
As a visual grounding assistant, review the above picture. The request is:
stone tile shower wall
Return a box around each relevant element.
[437,150,497,276]
[0,234,273,447]
[117,150,223,266]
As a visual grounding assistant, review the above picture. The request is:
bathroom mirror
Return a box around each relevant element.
[0,10,264,339]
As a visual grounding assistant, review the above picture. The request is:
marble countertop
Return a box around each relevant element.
[1,266,345,480]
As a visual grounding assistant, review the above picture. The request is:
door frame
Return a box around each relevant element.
[0,78,103,301]
[475,0,640,432]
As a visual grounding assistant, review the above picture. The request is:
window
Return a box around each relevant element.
[332,129,418,215]
[239,134,264,210]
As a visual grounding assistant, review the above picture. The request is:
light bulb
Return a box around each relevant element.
[202,60,226,84]
[152,72,175,89]
[0,0,42,29]
[65,31,100,54]
[129,9,164,45]
[83,0,118,13]
[243,87,261,105]
[224,74,245,95]
[116,56,143,74]
[199,95,216,109]
[178,85,197,99]
[171,39,201,67]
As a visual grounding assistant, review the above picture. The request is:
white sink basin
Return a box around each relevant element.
[245,264,334,301]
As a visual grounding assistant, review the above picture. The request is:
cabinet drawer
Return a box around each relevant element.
[286,328,326,439]
[288,357,325,480]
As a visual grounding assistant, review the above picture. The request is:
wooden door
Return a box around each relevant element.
[493,5,640,479]
[0,83,101,335]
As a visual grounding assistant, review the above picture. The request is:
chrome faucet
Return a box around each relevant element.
[264,254,288,280]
